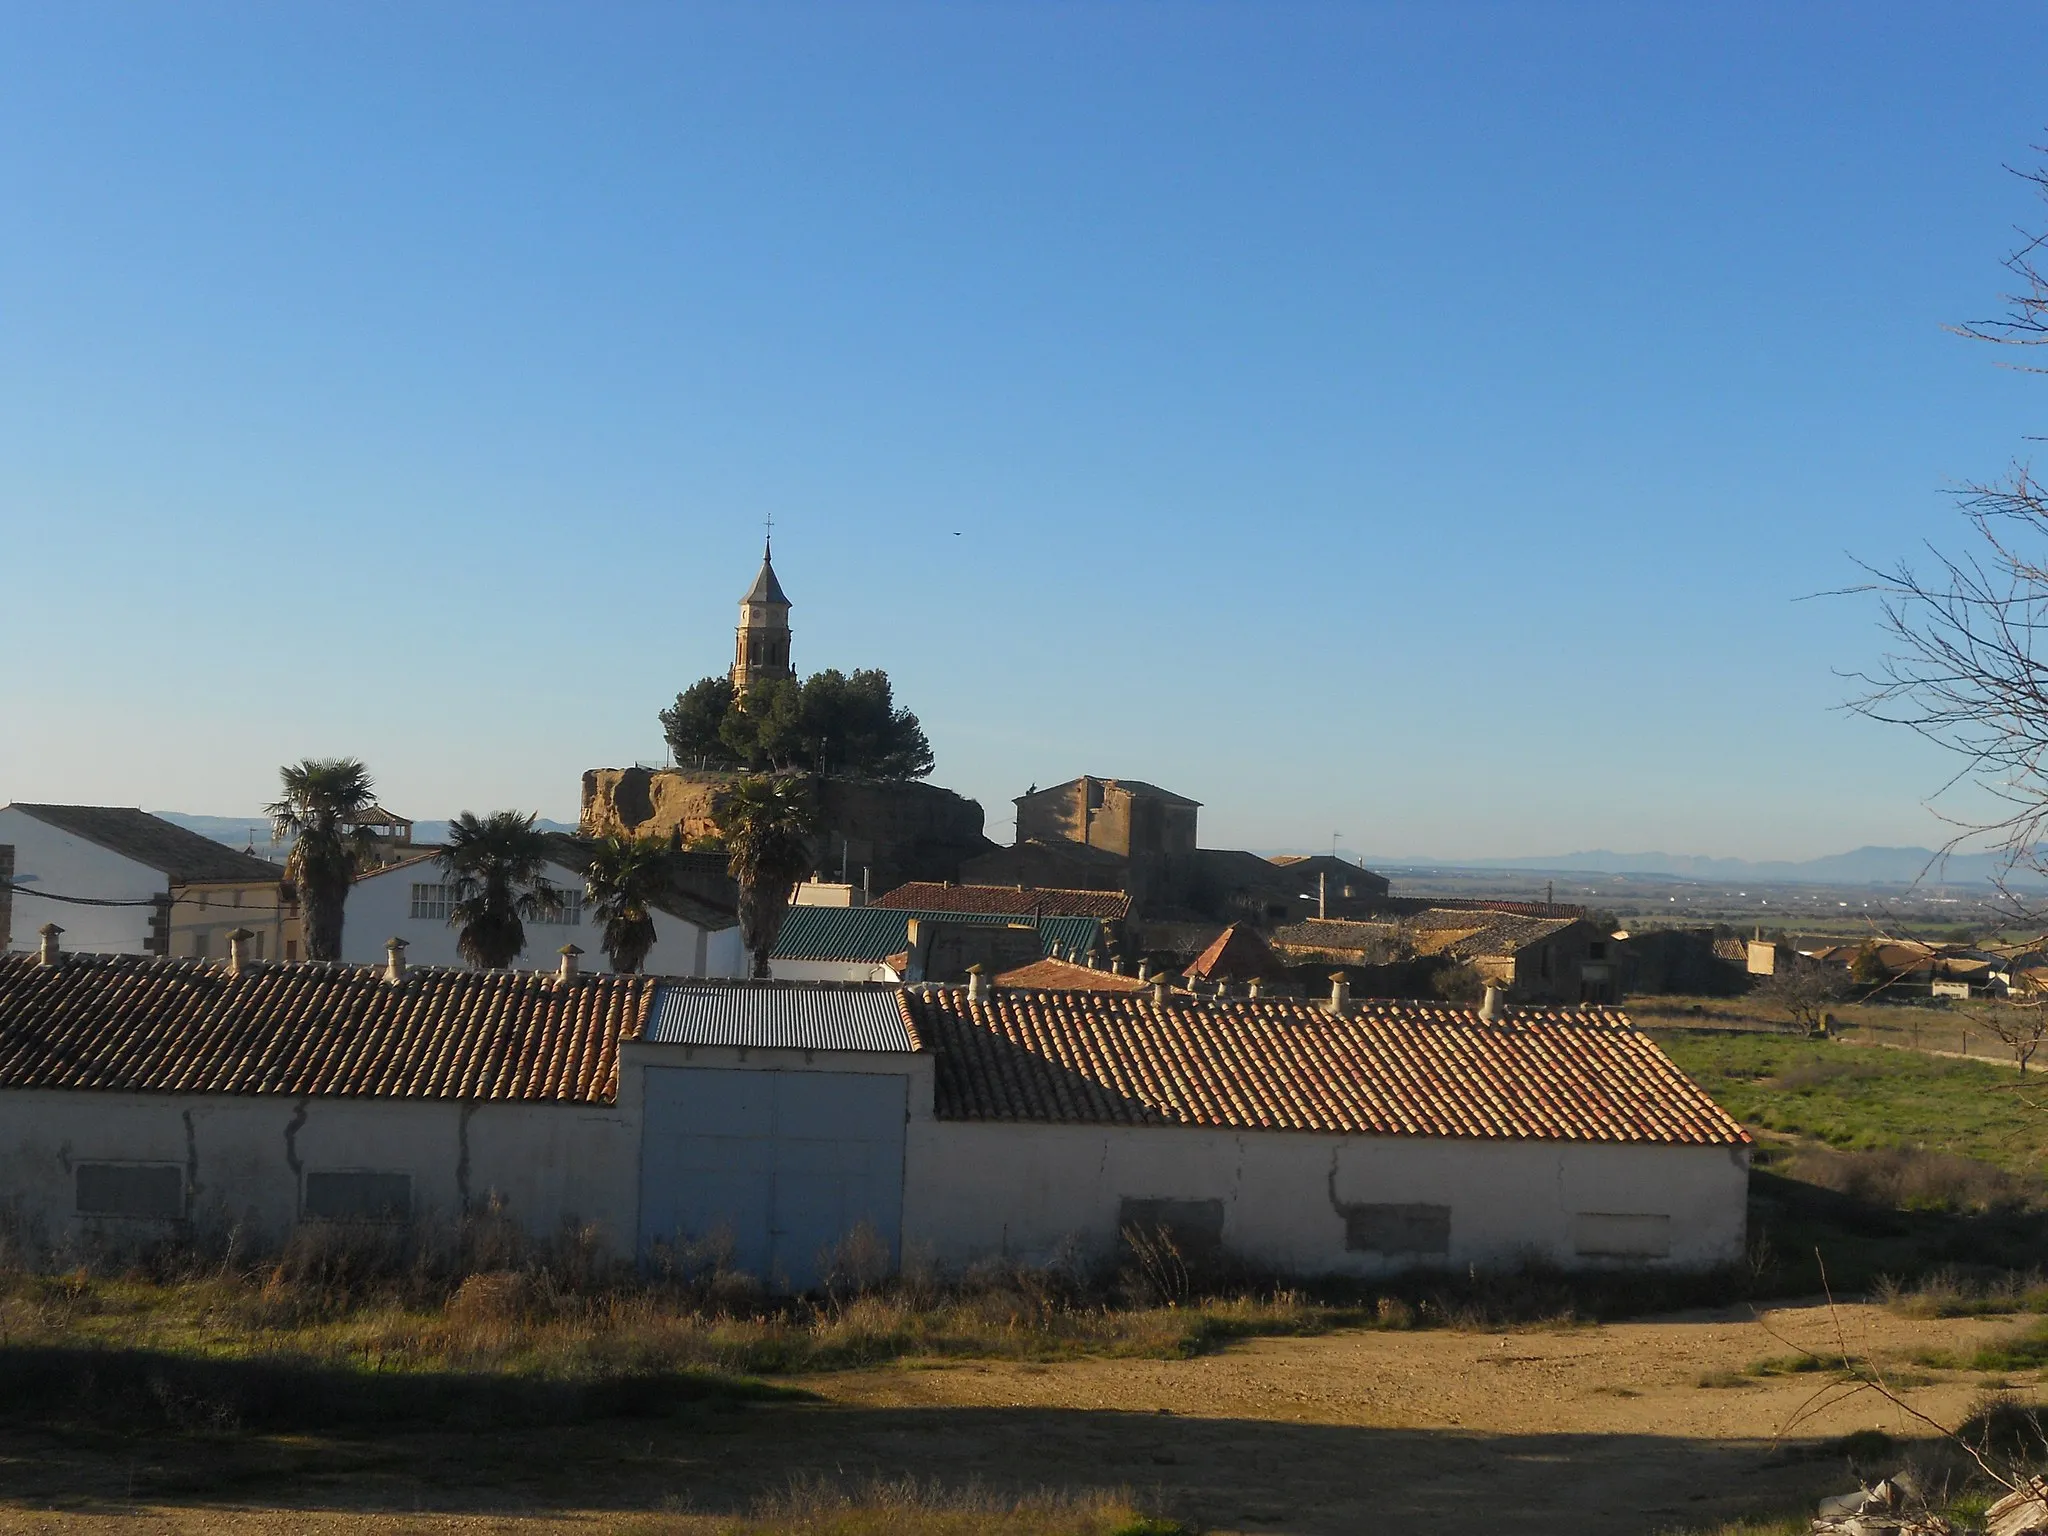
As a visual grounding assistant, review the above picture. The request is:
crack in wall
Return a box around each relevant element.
[182,1109,202,1211]
[457,1102,477,1214]
[282,1099,309,1211]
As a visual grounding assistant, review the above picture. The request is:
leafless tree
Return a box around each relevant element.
[1968,997,2048,1075]
[1847,153,2048,907]
[1756,958,1850,1038]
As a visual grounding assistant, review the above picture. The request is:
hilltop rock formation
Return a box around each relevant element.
[580,767,995,892]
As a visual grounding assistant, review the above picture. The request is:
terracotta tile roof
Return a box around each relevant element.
[994,957,1149,992]
[1182,923,1274,980]
[870,883,1130,920]
[0,952,652,1103]
[905,988,1747,1144]
[1269,918,1406,964]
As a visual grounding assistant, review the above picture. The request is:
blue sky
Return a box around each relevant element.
[3,3,2045,859]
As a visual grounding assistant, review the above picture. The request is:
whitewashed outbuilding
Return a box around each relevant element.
[0,940,1749,1286]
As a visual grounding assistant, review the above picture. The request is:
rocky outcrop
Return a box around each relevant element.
[580,768,995,892]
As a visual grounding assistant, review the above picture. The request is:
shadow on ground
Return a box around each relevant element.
[0,1345,1873,1536]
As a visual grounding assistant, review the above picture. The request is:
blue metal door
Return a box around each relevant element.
[637,1067,907,1291]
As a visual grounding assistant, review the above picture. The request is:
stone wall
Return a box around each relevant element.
[581,768,995,891]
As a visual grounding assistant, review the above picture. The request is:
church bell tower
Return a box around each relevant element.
[731,538,794,696]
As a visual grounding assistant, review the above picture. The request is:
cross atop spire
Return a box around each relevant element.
[764,510,774,560]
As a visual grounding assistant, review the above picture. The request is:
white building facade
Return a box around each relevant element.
[342,853,745,977]
[0,804,296,961]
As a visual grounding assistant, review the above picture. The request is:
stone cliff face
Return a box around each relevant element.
[580,768,995,891]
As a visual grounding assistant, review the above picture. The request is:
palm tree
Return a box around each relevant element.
[440,811,563,970]
[712,775,820,978]
[583,835,671,974]
[266,758,379,962]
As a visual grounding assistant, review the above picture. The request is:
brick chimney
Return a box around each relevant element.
[384,937,408,985]
[1479,984,1503,1022]
[1150,973,1171,1007]
[37,922,63,967]
[557,943,583,985]
[225,927,255,977]
[965,963,987,1004]
[1246,976,1262,999]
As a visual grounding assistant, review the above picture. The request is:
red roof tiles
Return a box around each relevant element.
[1182,923,1275,980]
[0,953,652,1104]
[904,988,1747,1145]
[870,883,1130,920]
[993,957,1148,992]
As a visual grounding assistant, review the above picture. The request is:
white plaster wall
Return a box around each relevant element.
[0,1090,639,1256]
[0,808,163,954]
[769,958,901,983]
[0,1059,1746,1282]
[904,1122,1749,1276]
[342,860,743,977]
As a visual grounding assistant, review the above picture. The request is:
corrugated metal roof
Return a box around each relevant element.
[770,906,1102,965]
[646,982,916,1052]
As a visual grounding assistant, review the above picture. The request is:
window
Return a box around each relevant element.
[303,1171,413,1223]
[1572,1212,1670,1258]
[1588,941,1607,961]
[532,892,584,926]
[189,932,209,958]
[76,1163,184,1219]
[1118,1198,1225,1260]
[409,883,451,921]
[285,939,298,961]
[1343,1203,1451,1255]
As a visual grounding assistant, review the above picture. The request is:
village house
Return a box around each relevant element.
[963,775,1391,929]
[0,804,301,962]
[769,904,1104,983]
[341,833,745,977]
[0,937,1749,1285]
[1269,909,1621,1004]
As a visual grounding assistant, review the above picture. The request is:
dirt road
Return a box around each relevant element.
[0,1302,2028,1535]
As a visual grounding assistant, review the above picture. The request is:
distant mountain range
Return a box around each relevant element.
[153,811,2039,891]
[1363,846,2048,888]
[155,812,579,856]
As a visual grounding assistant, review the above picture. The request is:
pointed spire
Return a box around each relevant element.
[742,541,789,606]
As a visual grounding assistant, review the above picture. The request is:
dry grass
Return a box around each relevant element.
[627,1478,1184,1536]
[0,1264,1324,1389]
[1876,1266,2048,1318]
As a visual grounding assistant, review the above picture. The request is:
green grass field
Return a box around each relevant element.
[1649,1026,2048,1175]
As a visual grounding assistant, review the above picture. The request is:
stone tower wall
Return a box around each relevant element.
[581,768,995,893]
